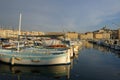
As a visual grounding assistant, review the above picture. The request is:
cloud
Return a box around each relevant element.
[1,0,120,32]
[75,0,120,31]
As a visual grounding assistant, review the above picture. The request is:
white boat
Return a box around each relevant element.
[0,48,71,65]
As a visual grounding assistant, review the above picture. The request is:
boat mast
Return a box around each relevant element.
[17,13,22,51]
[19,13,22,36]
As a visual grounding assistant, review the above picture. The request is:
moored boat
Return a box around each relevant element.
[0,48,71,65]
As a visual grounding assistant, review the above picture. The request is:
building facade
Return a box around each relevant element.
[79,32,93,40]
[93,32,110,39]
[0,29,44,38]
[65,32,78,40]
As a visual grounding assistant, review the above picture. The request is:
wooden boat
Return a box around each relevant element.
[0,48,71,65]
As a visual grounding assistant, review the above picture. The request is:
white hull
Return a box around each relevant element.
[0,49,71,65]
[0,56,70,65]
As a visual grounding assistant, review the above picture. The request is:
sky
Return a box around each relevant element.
[0,0,120,33]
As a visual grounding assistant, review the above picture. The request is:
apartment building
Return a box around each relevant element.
[0,29,44,38]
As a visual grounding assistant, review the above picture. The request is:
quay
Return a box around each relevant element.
[88,39,120,51]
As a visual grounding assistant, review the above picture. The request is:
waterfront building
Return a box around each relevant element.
[93,32,103,39]
[85,32,93,40]
[0,29,5,38]
[93,26,111,40]
[65,32,78,40]
[79,33,87,40]
[118,29,120,40]
[45,32,64,35]
[0,28,44,38]
[111,30,118,39]
[30,31,44,36]
[110,29,120,40]
[93,32,110,39]
[79,32,93,40]
[0,29,14,38]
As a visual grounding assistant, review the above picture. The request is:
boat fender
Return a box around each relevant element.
[11,57,15,65]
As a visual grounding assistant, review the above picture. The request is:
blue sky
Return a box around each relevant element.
[0,0,120,33]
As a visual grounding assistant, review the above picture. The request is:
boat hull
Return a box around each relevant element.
[0,49,71,66]
[0,56,70,66]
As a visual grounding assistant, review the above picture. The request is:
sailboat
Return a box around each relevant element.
[0,13,71,65]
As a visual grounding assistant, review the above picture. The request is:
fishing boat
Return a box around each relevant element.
[0,48,70,65]
[0,13,71,65]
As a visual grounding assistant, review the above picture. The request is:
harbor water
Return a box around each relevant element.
[0,41,120,80]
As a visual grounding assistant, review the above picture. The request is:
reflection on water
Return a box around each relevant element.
[0,63,71,80]
[82,41,93,49]
[83,41,120,58]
